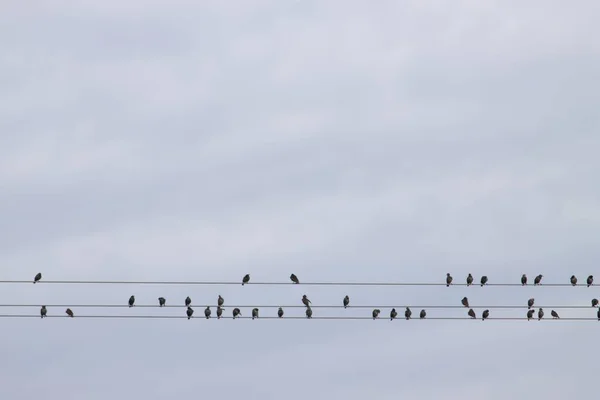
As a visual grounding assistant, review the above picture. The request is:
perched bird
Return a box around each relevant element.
[242,274,250,285]
[570,275,578,286]
[65,308,74,318]
[128,295,135,308]
[217,295,224,307]
[446,273,453,287]
[372,309,381,320]
[551,310,559,319]
[252,308,259,319]
[527,309,535,320]
[186,306,194,320]
[405,307,412,320]
[527,298,535,309]
[598,308,600,321]
[468,309,476,319]
[466,274,473,286]
[233,308,241,319]
[461,297,469,308]
[343,295,350,308]
[521,274,527,285]
[482,309,490,321]
[302,295,311,307]
[290,274,299,284]
[592,298,599,308]
[205,306,211,319]
[420,309,426,319]
[534,274,543,285]
[480,276,488,286]
[306,307,313,319]
[158,297,166,307]
[587,275,594,287]
[538,308,544,320]
[185,296,192,307]
[390,308,397,320]
[34,272,42,284]
[217,306,224,319]
[278,307,284,318]
[40,306,47,318]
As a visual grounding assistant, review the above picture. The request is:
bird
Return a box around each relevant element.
[65,308,74,317]
[527,309,535,320]
[461,297,469,308]
[33,272,42,284]
[233,308,241,319]
[521,274,527,285]
[185,296,192,307]
[598,308,600,321]
[40,306,47,318]
[390,308,397,320]
[302,295,311,307]
[405,307,412,320]
[420,309,426,319]
[480,276,488,286]
[217,306,224,319]
[186,306,194,319]
[538,308,544,320]
[592,298,599,308]
[290,274,299,284]
[278,307,284,318]
[252,308,259,319]
[306,307,313,319]
[570,275,577,286]
[128,295,135,308]
[527,298,535,309]
[468,309,476,319]
[242,274,250,285]
[466,274,473,286]
[372,309,380,320]
[446,273,453,287]
[482,309,490,320]
[205,306,211,319]
[217,295,224,307]
[343,295,350,308]
[534,274,543,285]
[158,297,166,307]
[587,275,594,287]
[551,310,559,319]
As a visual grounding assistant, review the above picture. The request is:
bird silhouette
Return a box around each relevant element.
[587,275,594,287]
[570,275,578,286]
[521,274,527,285]
[592,298,599,308]
[205,306,211,319]
[217,306,224,319]
[480,276,488,286]
[158,297,166,307]
[527,309,534,320]
[302,295,311,307]
[128,296,135,308]
[290,274,299,284]
[527,298,535,309]
[242,274,250,285]
[461,297,469,308]
[33,273,42,284]
[420,309,426,319]
[185,296,192,307]
[405,307,412,320]
[466,274,473,286]
[306,307,313,319]
[598,308,600,321]
[65,308,73,317]
[446,273,453,287]
[233,308,241,319]
[217,295,224,307]
[40,306,47,318]
[534,274,543,285]
[252,308,259,319]
[538,308,544,320]
[468,309,476,319]
[551,310,559,319]
[482,309,490,320]
[372,309,380,320]
[186,307,194,320]
[278,307,284,318]
[390,308,397,320]
[343,295,350,308]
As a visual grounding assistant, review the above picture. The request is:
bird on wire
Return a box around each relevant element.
[233,308,241,319]
[597,308,600,321]
[405,307,412,320]
[128,296,135,308]
[34,273,42,284]
[446,273,453,287]
[466,274,473,286]
[468,309,476,319]
[420,309,426,319]
[185,296,192,307]
[587,275,594,287]
[290,274,299,284]
[186,306,194,320]
[278,307,284,318]
[480,276,488,286]
[252,308,259,319]
[527,309,534,320]
[372,309,380,320]
[482,309,490,321]
[158,297,166,307]
[534,274,543,285]
[570,275,578,286]
[592,298,599,308]
[217,306,224,319]
[205,306,211,319]
[343,295,350,308]
[551,310,560,319]
[538,308,544,320]
[521,274,527,285]
[218,295,224,307]
[528,298,535,309]
[242,274,250,286]
[65,308,74,317]
[390,308,397,320]
[461,297,469,308]
[306,307,313,319]
[40,306,47,318]
[302,295,311,307]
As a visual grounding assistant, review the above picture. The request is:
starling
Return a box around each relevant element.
[468,309,476,319]
[482,309,490,320]
[33,272,42,284]
[466,274,473,286]
[461,297,469,308]
[521,274,527,285]
[65,308,74,317]
[570,275,577,286]
[40,306,47,318]
[128,295,135,308]
[306,307,313,319]
[534,274,543,285]
[158,297,166,307]
[480,276,488,286]
[252,308,259,319]
[290,274,299,284]
[205,306,211,319]
[217,306,224,319]
[592,298,599,308]
[217,295,224,307]
[587,275,594,287]
[420,309,426,319]
[302,295,311,307]
[242,274,250,285]
[186,306,194,320]
[527,309,535,320]
[233,308,241,319]
[278,307,284,318]
[372,309,381,320]
[390,308,397,320]
[405,307,412,320]
[538,308,544,320]
[528,298,535,309]
[185,296,192,307]
[446,273,453,287]
[551,310,559,319]
[343,295,350,308]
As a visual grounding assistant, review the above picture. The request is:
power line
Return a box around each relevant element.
[0,304,598,309]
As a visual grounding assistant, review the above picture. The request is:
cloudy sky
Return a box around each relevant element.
[1,1,599,398]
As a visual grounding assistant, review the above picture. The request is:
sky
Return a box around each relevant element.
[1,0,600,398]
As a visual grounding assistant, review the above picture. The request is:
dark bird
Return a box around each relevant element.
[158,297,166,307]
[186,306,194,320]
[534,274,543,285]
[527,309,535,320]
[446,273,453,287]
[242,274,250,285]
[521,274,527,285]
[252,308,259,319]
[278,307,284,318]
[217,295,224,307]
[185,296,192,307]
[482,309,490,320]
[480,276,488,286]
[343,295,350,308]
[40,306,47,318]
[217,306,224,319]
[420,309,426,319]
[466,274,473,286]
[461,297,469,308]
[33,272,42,284]
[527,298,535,309]
[405,307,412,320]
[587,275,594,287]
[551,310,559,319]
[592,298,599,308]
[598,308,600,321]
[128,295,135,308]
[390,308,397,320]
[65,308,74,317]
[290,274,299,284]
[302,295,311,307]
[205,306,211,319]
[372,309,381,320]
[233,308,241,319]
[306,307,313,319]
[570,275,577,286]
[468,309,476,319]
[538,308,544,320]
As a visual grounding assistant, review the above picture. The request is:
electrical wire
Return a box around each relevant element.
[0,304,598,309]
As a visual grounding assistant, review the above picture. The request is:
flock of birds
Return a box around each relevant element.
[30,272,600,320]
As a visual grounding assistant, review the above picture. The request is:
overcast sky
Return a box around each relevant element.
[1,1,600,399]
